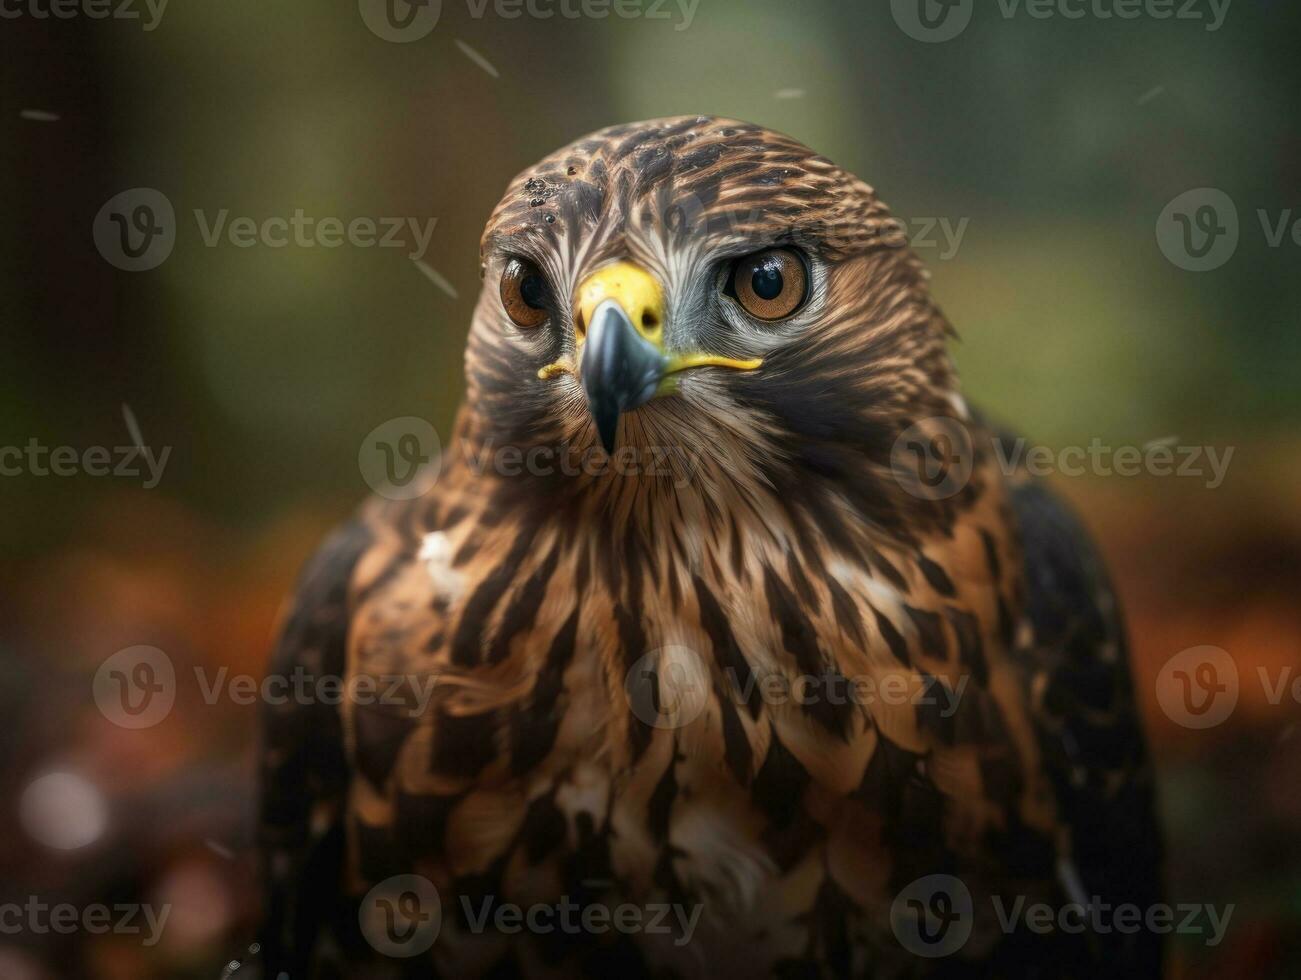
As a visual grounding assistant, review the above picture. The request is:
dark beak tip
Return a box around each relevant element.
[580,300,665,455]
[596,416,619,455]
[587,390,621,454]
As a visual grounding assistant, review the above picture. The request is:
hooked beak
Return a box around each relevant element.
[539,261,762,453]
[581,299,667,454]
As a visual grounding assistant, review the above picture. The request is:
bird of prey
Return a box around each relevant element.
[251,117,1162,978]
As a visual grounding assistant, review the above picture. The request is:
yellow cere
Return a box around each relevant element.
[577,261,665,346]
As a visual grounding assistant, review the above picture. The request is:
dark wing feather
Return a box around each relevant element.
[256,519,373,978]
[1010,477,1165,977]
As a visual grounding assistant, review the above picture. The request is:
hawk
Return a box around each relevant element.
[249,117,1162,978]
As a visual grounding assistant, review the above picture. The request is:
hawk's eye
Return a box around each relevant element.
[726,248,808,322]
[500,257,550,329]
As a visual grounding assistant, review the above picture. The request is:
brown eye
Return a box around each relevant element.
[727,248,809,321]
[500,257,550,329]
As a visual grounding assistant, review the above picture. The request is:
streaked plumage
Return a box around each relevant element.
[252,117,1161,979]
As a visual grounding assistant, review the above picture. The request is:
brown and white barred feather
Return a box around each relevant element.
[254,117,1161,979]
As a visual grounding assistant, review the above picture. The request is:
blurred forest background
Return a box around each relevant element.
[2,0,1299,976]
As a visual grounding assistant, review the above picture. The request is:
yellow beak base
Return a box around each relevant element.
[577,261,664,345]
[536,261,762,381]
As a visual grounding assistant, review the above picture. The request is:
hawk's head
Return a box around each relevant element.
[464,116,969,537]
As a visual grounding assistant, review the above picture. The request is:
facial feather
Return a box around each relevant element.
[464,115,970,552]
[277,115,1123,980]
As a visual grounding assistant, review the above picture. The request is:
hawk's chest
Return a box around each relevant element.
[339,489,1038,975]
[346,507,940,845]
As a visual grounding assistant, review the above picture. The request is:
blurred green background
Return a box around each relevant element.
[2,0,1299,976]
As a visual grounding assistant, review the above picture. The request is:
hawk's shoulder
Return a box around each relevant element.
[1008,473,1164,975]
[257,516,375,975]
